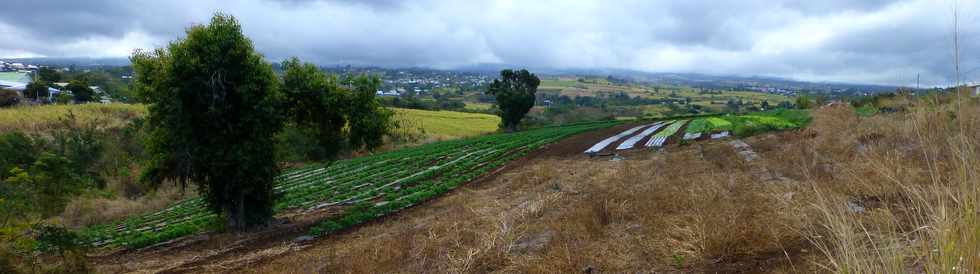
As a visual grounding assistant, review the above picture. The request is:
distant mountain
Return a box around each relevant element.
[0,57,130,67]
[1,58,903,95]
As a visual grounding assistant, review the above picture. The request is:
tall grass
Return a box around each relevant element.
[0,103,146,133]
[804,98,980,273]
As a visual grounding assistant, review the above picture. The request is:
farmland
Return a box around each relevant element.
[0,103,499,141]
[537,76,792,117]
[79,120,618,248]
[582,109,809,154]
[390,107,500,139]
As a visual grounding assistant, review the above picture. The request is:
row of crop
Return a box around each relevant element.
[309,121,613,236]
[645,120,687,147]
[80,120,619,248]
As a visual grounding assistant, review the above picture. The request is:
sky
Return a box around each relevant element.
[0,0,977,86]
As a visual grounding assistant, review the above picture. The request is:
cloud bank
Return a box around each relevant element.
[0,0,976,86]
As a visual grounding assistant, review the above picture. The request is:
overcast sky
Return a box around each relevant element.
[1,0,977,86]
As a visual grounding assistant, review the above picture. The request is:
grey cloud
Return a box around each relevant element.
[0,0,975,86]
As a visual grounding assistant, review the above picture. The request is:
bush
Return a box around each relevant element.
[0,132,38,179]
[0,90,19,107]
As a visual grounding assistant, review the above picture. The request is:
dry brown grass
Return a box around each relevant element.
[248,135,809,273]
[58,183,193,229]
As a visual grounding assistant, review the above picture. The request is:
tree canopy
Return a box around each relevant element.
[280,58,394,160]
[487,69,540,131]
[66,80,94,103]
[24,80,49,101]
[132,13,284,229]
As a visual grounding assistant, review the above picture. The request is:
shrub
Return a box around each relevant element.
[0,90,19,107]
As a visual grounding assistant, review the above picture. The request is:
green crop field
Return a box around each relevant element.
[683,110,809,137]
[78,120,619,248]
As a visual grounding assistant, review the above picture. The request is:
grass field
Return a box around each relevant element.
[0,103,146,133]
[462,102,493,111]
[538,77,792,116]
[0,104,500,142]
[392,108,500,139]
[0,71,30,83]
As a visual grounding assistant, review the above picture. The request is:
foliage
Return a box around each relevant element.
[487,69,540,131]
[0,89,19,107]
[280,58,347,160]
[280,59,396,160]
[855,104,879,117]
[132,13,284,229]
[795,94,813,109]
[0,132,37,180]
[346,75,395,151]
[681,109,809,138]
[54,93,73,104]
[24,80,49,101]
[67,79,94,103]
[38,67,63,83]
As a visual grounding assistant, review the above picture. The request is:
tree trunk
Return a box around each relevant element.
[225,191,246,231]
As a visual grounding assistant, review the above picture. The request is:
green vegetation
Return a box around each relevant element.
[536,76,792,118]
[653,120,686,138]
[132,14,286,230]
[23,80,48,100]
[281,58,395,160]
[80,120,619,248]
[488,69,540,131]
[66,79,95,103]
[683,109,810,137]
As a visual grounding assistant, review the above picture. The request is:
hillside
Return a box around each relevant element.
[80,93,980,273]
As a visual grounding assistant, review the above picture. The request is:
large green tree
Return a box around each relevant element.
[132,14,284,229]
[487,69,540,131]
[280,59,394,160]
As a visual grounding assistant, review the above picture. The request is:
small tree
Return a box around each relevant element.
[761,100,770,110]
[487,69,539,131]
[66,80,93,103]
[0,89,19,107]
[280,58,347,159]
[795,95,813,109]
[24,80,49,101]
[347,75,394,151]
[132,13,284,230]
